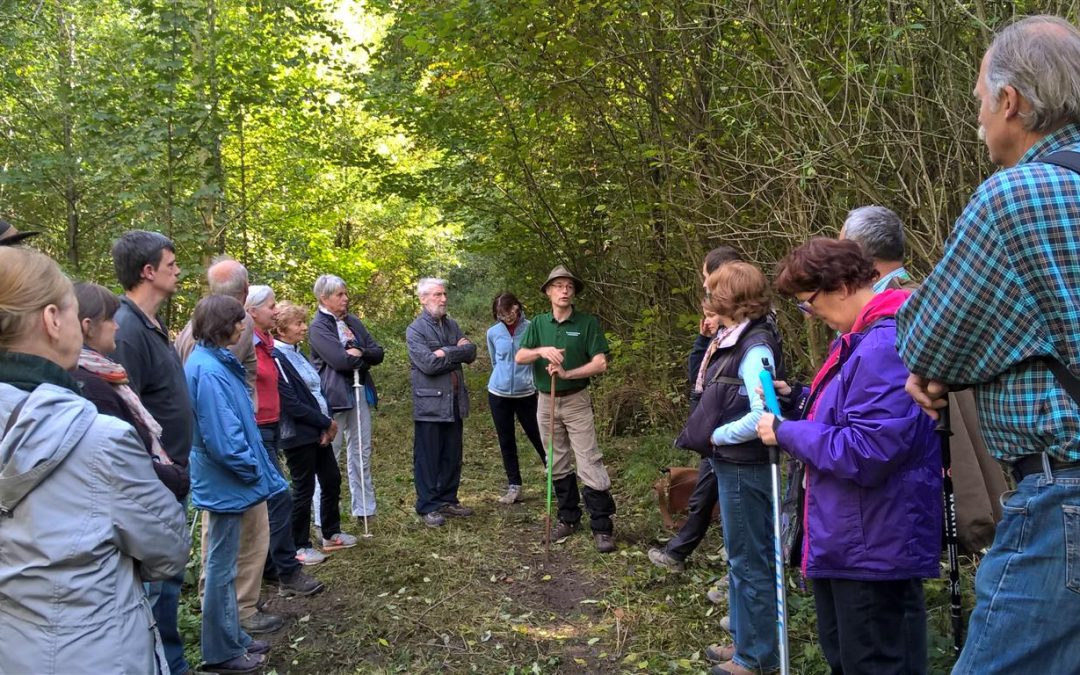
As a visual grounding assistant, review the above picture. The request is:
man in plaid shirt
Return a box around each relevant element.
[896,16,1080,673]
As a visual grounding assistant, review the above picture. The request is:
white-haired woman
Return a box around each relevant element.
[0,247,188,674]
[307,274,385,528]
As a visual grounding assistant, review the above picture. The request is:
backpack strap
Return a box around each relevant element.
[3,397,28,438]
[1041,150,1080,175]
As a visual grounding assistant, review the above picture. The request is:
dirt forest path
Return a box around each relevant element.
[236,356,741,675]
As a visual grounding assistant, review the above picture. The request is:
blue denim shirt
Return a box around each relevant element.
[486,319,536,398]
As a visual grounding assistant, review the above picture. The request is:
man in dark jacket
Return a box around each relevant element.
[406,277,477,527]
[308,274,384,526]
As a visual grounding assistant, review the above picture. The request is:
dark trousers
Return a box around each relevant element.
[258,424,300,579]
[665,458,719,561]
[488,392,547,486]
[553,474,616,534]
[413,419,463,514]
[283,440,342,548]
[813,577,928,675]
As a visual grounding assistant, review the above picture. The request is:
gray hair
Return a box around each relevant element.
[206,255,248,301]
[842,206,905,263]
[416,277,447,298]
[245,284,275,309]
[313,274,346,300]
[986,16,1080,131]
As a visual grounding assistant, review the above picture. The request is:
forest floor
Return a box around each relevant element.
[179,345,963,675]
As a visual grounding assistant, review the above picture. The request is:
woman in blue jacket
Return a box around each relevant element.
[186,295,288,674]
[758,239,941,675]
[486,292,547,504]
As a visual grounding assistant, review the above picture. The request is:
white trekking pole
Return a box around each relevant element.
[352,370,373,539]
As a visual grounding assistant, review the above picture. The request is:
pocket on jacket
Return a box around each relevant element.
[414,387,445,418]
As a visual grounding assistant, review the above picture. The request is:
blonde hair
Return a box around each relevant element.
[273,301,309,335]
[704,262,771,322]
[0,248,74,349]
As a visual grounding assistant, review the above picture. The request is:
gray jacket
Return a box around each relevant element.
[406,310,477,422]
[0,383,190,675]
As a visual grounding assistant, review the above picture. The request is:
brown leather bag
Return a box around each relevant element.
[654,467,720,530]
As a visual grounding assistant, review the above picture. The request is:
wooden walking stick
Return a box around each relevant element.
[544,373,557,566]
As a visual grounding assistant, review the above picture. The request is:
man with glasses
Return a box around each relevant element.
[516,265,617,553]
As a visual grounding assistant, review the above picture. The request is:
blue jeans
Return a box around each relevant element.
[147,493,189,675]
[710,459,779,671]
[953,464,1080,674]
[202,511,253,665]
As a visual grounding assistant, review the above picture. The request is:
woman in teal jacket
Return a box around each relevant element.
[185,295,287,674]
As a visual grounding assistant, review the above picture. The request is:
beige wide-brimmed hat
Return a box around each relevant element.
[540,265,584,294]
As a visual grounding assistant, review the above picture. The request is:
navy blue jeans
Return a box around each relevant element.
[488,392,546,486]
[258,425,300,579]
[148,493,189,675]
[710,459,779,672]
[953,464,1080,674]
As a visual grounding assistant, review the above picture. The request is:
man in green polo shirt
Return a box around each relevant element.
[516,265,617,553]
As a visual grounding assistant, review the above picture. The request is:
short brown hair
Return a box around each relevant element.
[704,262,771,322]
[704,246,743,274]
[74,282,120,326]
[491,291,522,320]
[192,295,247,348]
[273,301,309,335]
[774,238,877,296]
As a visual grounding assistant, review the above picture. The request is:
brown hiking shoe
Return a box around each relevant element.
[543,520,577,543]
[594,533,616,553]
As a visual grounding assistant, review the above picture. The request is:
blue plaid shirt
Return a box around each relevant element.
[896,123,1080,462]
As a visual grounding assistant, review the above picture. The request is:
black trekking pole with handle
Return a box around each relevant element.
[937,403,963,654]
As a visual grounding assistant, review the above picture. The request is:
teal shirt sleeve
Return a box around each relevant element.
[711,344,773,446]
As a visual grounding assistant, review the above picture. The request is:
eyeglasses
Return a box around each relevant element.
[795,289,823,316]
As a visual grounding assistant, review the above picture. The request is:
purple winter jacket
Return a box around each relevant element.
[776,315,942,581]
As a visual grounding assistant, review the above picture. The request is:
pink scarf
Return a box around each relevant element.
[693,319,751,395]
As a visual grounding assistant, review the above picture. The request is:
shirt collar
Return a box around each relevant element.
[1018,122,1080,164]
[547,307,577,324]
[873,267,909,294]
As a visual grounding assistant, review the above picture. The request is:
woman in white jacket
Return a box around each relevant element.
[0,247,189,674]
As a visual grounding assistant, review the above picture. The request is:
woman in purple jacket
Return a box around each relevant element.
[758,238,941,675]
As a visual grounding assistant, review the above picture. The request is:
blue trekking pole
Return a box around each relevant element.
[759,358,790,675]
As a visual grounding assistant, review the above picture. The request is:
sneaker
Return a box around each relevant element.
[439,503,474,518]
[705,643,735,664]
[543,520,577,543]
[594,533,616,553]
[322,532,359,551]
[422,511,446,528]
[239,610,283,635]
[202,652,265,674]
[278,569,325,597]
[246,640,271,655]
[497,485,522,504]
[648,547,686,572]
[719,615,731,633]
[295,547,327,566]
[707,588,725,605]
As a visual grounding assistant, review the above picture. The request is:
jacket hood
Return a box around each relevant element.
[0,383,96,515]
[851,288,910,332]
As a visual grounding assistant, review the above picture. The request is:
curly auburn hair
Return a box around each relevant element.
[774,238,877,296]
[704,262,771,321]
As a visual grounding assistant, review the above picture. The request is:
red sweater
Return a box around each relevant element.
[253,328,280,425]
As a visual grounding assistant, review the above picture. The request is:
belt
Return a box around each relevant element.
[1009,453,1080,482]
[553,387,586,398]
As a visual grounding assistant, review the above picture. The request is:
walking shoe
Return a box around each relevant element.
[246,640,271,655]
[648,547,686,572]
[719,615,731,633]
[594,533,616,554]
[543,520,577,543]
[422,511,446,527]
[295,547,327,566]
[202,652,265,674]
[322,532,359,551]
[497,485,523,504]
[705,643,735,664]
[439,503,474,518]
[278,569,324,597]
[707,588,725,605]
[239,610,284,634]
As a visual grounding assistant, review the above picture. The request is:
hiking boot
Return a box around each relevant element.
[594,533,616,553]
[648,547,686,572]
[240,610,283,635]
[295,547,327,566]
[705,644,735,664]
[439,503,474,518]
[246,640,271,655]
[497,484,523,504]
[278,569,324,597]
[202,652,265,674]
[719,615,731,633]
[322,532,358,551]
[544,520,577,543]
[422,511,446,527]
